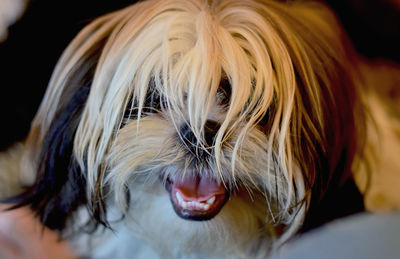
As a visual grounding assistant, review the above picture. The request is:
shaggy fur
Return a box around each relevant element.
[0,0,398,258]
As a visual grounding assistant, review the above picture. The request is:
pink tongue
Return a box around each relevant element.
[173,175,226,202]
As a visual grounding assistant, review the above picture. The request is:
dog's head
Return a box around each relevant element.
[14,0,365,245]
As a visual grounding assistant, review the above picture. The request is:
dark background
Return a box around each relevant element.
[0,0,399,150]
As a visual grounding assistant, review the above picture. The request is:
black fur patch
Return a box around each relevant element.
[7,85,90,230]
[3,38,108,232]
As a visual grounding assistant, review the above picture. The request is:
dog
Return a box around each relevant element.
[1,0,399,258]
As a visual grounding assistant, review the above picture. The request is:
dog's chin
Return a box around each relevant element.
[165,174,229,221]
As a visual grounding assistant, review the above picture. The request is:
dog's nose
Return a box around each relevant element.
[180,120,220,156]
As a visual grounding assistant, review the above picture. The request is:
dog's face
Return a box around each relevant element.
[16,0,365,249]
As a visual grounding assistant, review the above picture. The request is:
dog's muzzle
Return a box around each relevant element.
[165,173,229,221]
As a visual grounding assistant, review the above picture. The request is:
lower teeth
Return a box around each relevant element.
[175,192,215,211]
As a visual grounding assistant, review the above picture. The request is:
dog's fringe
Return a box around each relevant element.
[16,0,367,247]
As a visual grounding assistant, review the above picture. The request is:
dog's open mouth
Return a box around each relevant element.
[165,174,229,221]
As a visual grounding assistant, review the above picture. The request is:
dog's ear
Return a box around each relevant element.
[6,36,108,231]
[287,14,366,231]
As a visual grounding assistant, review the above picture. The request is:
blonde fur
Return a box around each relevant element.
[28,0,346,221]
[2,0,398,258]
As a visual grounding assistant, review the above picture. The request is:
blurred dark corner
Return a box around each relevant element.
[0,0,399,151]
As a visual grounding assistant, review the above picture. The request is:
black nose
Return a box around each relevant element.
[180,120,220,157]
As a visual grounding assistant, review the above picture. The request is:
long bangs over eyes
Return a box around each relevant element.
[21,0,366,236]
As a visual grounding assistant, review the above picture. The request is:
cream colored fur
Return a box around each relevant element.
[0,0,399,258]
